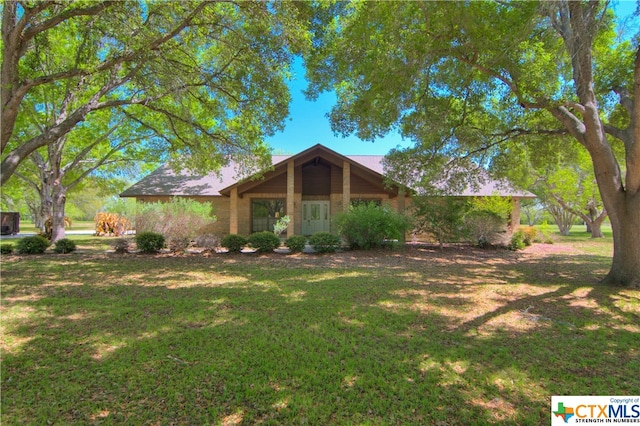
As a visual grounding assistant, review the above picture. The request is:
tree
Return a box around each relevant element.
[410,197,471,248]
[306,1,639,286]
[11,69,154,241]
[13,117,145,241]
[520,199,544,226]
[520,137,609,237]
[537,155,607,238]
[2,1,311,185]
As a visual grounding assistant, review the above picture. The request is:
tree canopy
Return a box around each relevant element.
[1,0,312,185]
[305,0,639,286]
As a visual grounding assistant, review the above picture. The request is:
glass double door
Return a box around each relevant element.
[301,201,330,235]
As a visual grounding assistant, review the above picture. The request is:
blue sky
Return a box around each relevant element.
[266,0,638,156]
[265,58,409,156]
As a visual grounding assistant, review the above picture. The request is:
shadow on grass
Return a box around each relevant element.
[1,249,638,425]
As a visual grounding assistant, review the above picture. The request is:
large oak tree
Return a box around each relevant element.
[306,1,639,287]
[1,0,310,184]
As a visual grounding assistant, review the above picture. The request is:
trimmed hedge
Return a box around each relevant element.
[54,238,77,254]
[285,235,307,253]
[221,234,248,252]
[1,243,14,255]
[308,232,341,253]
[16,236,50,254]
[16,235,51,254]
[248,231,281,253]
[135,232,165,254]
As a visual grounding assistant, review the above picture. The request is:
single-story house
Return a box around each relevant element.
[120,144,534,238]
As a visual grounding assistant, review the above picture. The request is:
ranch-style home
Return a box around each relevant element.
[120,144,534,238]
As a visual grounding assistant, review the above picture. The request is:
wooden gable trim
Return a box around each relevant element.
[219,144,399,197]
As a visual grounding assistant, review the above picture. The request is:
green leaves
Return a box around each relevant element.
[2,1,313,184]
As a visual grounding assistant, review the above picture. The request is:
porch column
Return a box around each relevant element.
[397,186,406,213]
[342,160,350,212]
[509,197,521,234]
[287,160,295,237]
[230,187,238,234]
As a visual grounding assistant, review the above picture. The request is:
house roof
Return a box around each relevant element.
[120,144,534,198]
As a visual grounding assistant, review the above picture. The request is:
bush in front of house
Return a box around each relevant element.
[335,202,411,250]
[194,233,220,251]
[411,196,471,247]
[1,243,14,255]
[112,238,132,254]
[520,226,539,245]
[464,210,505,248]
[285,235,307,253]
[463,196,513,248]
[135,197,216,250]
[16,235,51,254]
[135,231,165,254]
[248,231,281,253]
[53,238,77,254]
[308,232,341,253]
[221,234,248,252]
[509,230,527,251]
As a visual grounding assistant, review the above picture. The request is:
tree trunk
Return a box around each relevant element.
[37,183,53,233]
[546,203,575,236]
[50,183,67,243]
[549,4,639,287]
[589,220,604,238]
[602,195,640,287]
[577,208,606,238]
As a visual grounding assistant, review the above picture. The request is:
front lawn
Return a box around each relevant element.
[1,236,638,425]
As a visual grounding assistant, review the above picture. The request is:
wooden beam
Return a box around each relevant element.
[287,160,295,238]
[343,160,350,211]
[230,187,238,234]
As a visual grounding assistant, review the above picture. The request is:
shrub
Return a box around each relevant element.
[520,226,539,245]
[167,236,192,252]
[273,215,291,237]
[194,233,220,251]
[410,197,471,247]
[43,216,72,240]
[135,197,216,249]
[221,234,248,252]
[248,231,281,253]
[135,232,165,254]
[112,238,132,254]
[462,196,513,247]
[463,210,505,248]
[1,243,14,255]
[335,202,411,250]
[509,230,526,251]
[16,236,50,254]
[308,232,342,253]
[539,221,555,244]
[285,235,307,253]
[53,238,77,254]
[94,212,132,237]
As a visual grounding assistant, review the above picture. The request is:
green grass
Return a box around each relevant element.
[8,220,96,235]
[1,235,638,425]
[534,223,614,257]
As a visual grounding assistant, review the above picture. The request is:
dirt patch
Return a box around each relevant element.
[205,243,536,270]
[520,243,579,256]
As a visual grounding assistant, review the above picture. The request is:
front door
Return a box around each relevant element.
[302,201,330,235]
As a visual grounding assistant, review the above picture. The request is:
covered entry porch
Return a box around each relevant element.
[219,145,403,238]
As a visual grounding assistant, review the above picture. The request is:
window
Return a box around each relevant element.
[350,199,382,208]
[251,199,285,233]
